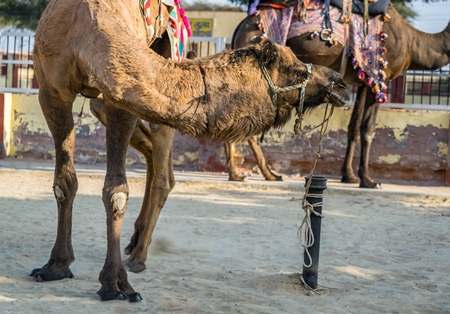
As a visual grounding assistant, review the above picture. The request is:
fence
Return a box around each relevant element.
[1,31,450,109]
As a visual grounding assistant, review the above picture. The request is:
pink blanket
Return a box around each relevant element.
[259,1,389,103]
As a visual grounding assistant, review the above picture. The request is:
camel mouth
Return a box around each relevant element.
[326,89,351,107]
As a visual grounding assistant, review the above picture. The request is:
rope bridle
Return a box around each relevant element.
[258,59,312,117]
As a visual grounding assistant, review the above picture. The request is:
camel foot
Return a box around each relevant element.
[30,266,74,282]
[264,174,283,181]
[229,174,246,182]
[125,237,152,256]
[97,289,142,302]
[341,175,360,184]
[359,179,382,189]
[124,259,146,273]
[124,243,135,255]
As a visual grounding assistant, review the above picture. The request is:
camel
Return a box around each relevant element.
[31,0,350,302]
[232,4,450,188]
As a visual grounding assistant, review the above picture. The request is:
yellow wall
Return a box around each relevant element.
[186,10,247,38]
[3,93,450,184]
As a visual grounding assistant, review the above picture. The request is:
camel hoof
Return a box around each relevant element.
[229,174,246,182]
[265,174,283,181]
[97,290,128,301]
[360,181,382,189]
[124,260,146,273]
[341,175,360,184]
[30,267,74,281]
[128,292,143,303]
[124,244,135,255]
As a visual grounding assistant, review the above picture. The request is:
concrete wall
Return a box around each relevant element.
[185,10,246,38]
[2,93,449,185]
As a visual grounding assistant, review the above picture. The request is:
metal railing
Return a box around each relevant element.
[1,31,449,110]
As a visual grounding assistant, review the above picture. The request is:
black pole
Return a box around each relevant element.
[302,176,327,290]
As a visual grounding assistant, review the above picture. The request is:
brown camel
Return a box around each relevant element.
[32,0,349,302]
[232,4,450,187]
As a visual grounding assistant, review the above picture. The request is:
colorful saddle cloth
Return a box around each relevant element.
[140,0,192,62]
[258,0,389,103]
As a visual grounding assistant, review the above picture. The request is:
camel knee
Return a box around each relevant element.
[360,127,376,144]
[53,175,78,204]
[54,185,66,203]
[154,178,174,197]
[103,189,129,216]
[113,192,128,214]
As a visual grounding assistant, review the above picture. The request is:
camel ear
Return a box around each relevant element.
[259,40,280,67]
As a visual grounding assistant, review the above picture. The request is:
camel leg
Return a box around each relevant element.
[358,90,381,189]
[123,124,176,273]
[96,102,141,302]
[224,142,246,181]
[340,85,367,184]
[247,135,282,181]
[30,88,77,281]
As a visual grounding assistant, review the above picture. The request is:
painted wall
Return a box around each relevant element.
[186,10,246,38]
[2,93,450,185]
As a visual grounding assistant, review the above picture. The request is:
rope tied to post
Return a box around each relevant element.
[297,79,335,270]
[297,193,324,267]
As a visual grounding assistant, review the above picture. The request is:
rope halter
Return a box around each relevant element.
[258,59,312,116]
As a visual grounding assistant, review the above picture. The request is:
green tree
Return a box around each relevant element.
[228,0,447,21]
[0,0,49,30]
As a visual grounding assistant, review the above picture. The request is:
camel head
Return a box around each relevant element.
[249,41,350,128]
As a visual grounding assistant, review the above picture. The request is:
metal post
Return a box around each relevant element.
[302,176,327,289]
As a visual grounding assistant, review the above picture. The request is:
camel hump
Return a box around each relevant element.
[330,0,390,16]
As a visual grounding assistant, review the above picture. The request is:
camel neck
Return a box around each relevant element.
[407,27,450,71]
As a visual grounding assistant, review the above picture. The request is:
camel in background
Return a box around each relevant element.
[32,0,349,302]
[232,4,450,187]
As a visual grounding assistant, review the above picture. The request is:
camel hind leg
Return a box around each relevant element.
[122,123,176,273]
[225,138,282,181]
[247,136,282,181]
[30,87,77,281]
[92,98,176,273]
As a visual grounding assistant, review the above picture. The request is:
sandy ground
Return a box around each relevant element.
[1,162,450,313]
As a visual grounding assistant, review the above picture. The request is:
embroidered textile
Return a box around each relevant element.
[140,0,192,62]
[258,0,388,102]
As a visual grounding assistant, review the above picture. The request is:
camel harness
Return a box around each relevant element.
[258,59,312,117]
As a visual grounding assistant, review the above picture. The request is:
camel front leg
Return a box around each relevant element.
[247,135,282,181]
[225,142,246,181]
[31,88,77,281]
[358,91,381,189]
[341,85,366,184]
[123,124,176,273]
[97,103,141,302]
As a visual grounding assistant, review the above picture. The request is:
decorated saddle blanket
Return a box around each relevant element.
[258,0,390,103]
[330,0,390,16]
[140,0,192,62]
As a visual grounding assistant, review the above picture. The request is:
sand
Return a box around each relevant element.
[1,165,449,313]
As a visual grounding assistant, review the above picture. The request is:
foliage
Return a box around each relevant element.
[0,0,447,30]
[0,0,49,30]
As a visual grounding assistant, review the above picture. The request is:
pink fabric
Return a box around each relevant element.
[258,0,389,102]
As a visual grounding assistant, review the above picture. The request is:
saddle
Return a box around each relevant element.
[330,0,390,16]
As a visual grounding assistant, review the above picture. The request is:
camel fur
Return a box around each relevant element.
[32,0,349,302]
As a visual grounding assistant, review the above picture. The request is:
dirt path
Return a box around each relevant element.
[1,169,449,313]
